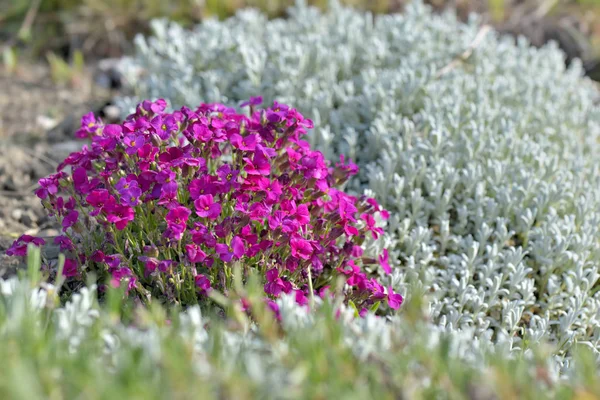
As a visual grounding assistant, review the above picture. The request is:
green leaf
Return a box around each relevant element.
[369,301,380,313]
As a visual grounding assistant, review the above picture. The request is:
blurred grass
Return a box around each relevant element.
[3,0,600,61]
[0,248,597,399]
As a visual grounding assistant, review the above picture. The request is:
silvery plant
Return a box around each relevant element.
[0,276,563,394]
[117,1,600,366]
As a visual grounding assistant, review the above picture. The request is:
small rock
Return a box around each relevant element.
[36,115,59,130]
[103,104,121,122]
[49,141,84,160]
[11,209,23,221]
[19,210,36,227]
[38,229,60,239]
[95,58,124,90]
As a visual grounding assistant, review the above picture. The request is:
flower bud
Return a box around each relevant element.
[150,133,162,147]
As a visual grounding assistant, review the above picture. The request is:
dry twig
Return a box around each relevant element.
[435,25,492,79]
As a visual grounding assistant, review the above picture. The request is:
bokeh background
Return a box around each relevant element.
[2,0,600,138]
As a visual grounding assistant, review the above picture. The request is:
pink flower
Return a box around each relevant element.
[379,249,392,274]
[243,145,273,176]
[105,204,135,230]
[165,206,191,239]
[266,299,281,321]
[35,173,64,199]
[195,275,211,293]
[10,98,397,314]
[264,268,285,296]
[103,124,123,137]
[295,289,308,306]
[362,213,384,239]
[86,189,116,216]
[124,133,145,155]
[290,236,313,260]
[110,267,133,289]
[62,258,78,277]
[189,176,220,198]
[231,236,245,258]
[75,111,97,138]
[230,133,259,151]
[185,243,207,263]
[138,256,158,278]
[387,286,403,310]
[194,195,221,219]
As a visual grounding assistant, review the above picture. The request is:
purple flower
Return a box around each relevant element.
[115,177,139,193]
[75,112,97,138]
[54,235,74,251]
[239,96,263,108]
[295,289,308,306]
[151,115,177,140]
[243,145,272,176]
[140,99,167,115]
[11,98,398,314]
[216,164,240,192]
[110,267,133,288]
[62,210,79,230]
[231,236,245,259]
[195,274,211,293]
[35,174,62,199]
[158,260,175,273]
[215,243,233,262]
[189,176,220,198]
[230,133,259,151]
[138,256,158,278]
[190,122,213,142]
[121,186,142,207]
[124,133,145,155]
[72,167,91,194]
[6,235,45,257]
[86,189,115,216]
[362,213,384,239]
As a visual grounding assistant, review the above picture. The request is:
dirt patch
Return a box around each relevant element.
[0,63,117,276]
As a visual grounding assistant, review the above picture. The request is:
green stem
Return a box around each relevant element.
[307,264,315,308]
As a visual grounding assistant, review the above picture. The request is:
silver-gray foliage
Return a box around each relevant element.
[0,277,562,393]
[117,1,600,363]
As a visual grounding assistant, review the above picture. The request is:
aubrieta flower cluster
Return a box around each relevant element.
[7,98,401,312]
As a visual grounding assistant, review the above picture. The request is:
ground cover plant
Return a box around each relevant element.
[0,248,599,399]
[6,98,399,315]
[118,0,600,369]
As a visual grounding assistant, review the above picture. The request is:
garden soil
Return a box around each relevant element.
[0,64,115,275]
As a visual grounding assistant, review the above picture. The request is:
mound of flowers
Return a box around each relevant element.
[7,98,399,312]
